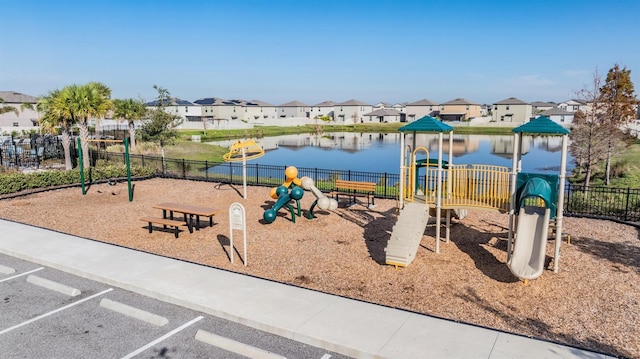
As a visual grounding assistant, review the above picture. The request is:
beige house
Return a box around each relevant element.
[439,98,482,121]
[405,99,439,122]
[491,97,532,123]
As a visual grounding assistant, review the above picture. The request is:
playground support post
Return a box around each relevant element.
[507,133,520,261]
[435,132,443,254]
[553,134,568,273]
[78,137,133,202]
[125,138,132,202]
[398,134,405,209]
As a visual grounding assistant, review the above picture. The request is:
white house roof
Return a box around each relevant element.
[335,99,370,106]
[406,99,438,106]
[0,91,38,104]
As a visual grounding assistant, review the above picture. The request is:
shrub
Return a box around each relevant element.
[0,163,155,195]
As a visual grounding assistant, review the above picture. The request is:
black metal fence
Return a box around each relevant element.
[2,141,640,225]
[564,183,640,222]
[0,134,72,168]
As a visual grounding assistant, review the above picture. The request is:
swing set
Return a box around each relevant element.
[76,137,134,202]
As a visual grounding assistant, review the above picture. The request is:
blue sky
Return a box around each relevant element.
[1,0,639,105]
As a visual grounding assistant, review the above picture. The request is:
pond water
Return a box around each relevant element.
[207,132,574,175]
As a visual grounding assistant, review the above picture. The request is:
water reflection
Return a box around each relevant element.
[207,132,573,175]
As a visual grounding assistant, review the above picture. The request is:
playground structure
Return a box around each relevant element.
[263,166,337,224]
[223,139,265,199]
[77,137,134,202]
[386,116,569,282]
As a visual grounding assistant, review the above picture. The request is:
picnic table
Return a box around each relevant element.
[152,202,222,233]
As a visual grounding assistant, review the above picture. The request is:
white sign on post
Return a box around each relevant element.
[229,202,247,266]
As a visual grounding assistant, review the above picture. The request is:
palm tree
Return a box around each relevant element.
[0,98,19,116]
[36,90,74,170]
[112,98,147,151]
[58,82,112,168]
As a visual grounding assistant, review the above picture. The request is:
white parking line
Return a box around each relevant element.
[320,355,332,359]
[120,316,204,359]
[0,267,44,283]
[0,288,113,335]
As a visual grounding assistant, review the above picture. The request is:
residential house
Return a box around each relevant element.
[531,101,556,115]
[278,100,309,118]
[193,97,227,122]
[392,103,406,113]
[372,102,391,111]
[309,101,335,121]
[558,99,588,113]
[249,100,278,121]
[362,109,402,123]
[491,97,532,123]
[539,108,574,127]
[439,98,482,121]
[333,99,372,123]
[0,91,39,134]
[146,98,201,123]
[405,99,439,122]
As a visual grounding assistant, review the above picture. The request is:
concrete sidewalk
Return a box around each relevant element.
[0,219,613,359]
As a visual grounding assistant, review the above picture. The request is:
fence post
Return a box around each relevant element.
[624,187,631,222]
[384,173,388,198]
[205,160,208,180]
[182,159,186,178]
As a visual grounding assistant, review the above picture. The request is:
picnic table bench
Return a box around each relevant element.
[152,202,222,233]
[331,179,377,208]
[139,216,186,238]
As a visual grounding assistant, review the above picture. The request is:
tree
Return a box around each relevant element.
[113,98,146,151]
[36,90,75,170]
[599,64,637,185]
[569,69,608,188]
[57,82,112,169]
[139,85,182,170]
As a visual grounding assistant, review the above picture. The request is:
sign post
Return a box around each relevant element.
[229,202,247,266]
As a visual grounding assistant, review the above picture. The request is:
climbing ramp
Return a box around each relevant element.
[385,203,430,267]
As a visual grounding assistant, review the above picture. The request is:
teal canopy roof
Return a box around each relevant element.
[512,116,570,135]
[399,116,453,133]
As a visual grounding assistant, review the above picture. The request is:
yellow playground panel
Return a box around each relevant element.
[403,147,510,213]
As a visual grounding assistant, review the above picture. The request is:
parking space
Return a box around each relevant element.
[0,254,350,359]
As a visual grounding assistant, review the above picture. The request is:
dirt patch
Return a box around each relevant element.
[0,177,638,358]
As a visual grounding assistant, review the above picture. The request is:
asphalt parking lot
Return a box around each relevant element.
[0,253,350,359]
